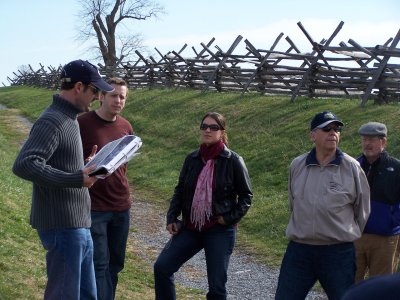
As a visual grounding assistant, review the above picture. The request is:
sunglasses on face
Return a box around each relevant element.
[88,84,100,95]
[200,123,221,131]
[320,126,342,133]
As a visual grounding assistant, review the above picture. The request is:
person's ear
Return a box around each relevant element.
[310,131,316,142]
[74,81,84,93]
[382,137,388,148]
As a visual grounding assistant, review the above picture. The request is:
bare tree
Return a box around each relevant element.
[77,0,164,67]
[17,65,31,75]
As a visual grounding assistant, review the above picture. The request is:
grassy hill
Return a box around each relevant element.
[1,86,400,298]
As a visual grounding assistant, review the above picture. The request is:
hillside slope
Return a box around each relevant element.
[1,86,400,266]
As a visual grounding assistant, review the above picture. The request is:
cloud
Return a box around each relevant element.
[144,19,400,57]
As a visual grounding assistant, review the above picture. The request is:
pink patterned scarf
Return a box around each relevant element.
[190,140,225,230]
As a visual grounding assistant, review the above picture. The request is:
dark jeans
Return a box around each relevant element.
[275,241,356,300]
[91,209,130,300]
[38,228,97,300]
[154,224,236,300]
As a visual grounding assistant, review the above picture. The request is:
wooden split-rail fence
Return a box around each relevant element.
[6,21,400,107]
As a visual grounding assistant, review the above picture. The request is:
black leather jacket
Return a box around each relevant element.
[166,145,253,226]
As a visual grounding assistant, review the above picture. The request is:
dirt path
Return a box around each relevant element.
[3,104,327,299]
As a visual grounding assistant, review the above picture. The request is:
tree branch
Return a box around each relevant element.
[76,0,165,66]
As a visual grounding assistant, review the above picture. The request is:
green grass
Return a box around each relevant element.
[0,108,45,299]
[1,85,400,297]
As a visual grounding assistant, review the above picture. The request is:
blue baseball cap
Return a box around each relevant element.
[60,59,114,92]
[310,111,344,131]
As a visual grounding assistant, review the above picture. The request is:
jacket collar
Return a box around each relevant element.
[306,147,344,166]
[357,150,388,166]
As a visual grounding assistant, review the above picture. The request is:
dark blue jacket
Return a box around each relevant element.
[342,273,400,300]
[357,151,400,236]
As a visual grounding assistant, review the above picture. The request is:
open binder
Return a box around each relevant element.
[85,135,142,178]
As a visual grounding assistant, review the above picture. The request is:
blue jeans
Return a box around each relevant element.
[154,224,236,300]
[275,241,356,300]
[38,228,97,300]
[91,210,130,300]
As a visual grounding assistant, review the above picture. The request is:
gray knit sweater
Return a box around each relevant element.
[13,95,91,230]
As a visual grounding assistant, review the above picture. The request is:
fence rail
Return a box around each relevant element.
[6,21,400,106]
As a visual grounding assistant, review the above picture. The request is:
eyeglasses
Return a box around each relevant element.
[87,84,100,95]
[362,136,383,142]
[320,126,342,133]
[200,123,221,131]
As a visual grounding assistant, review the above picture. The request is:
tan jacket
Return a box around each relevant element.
[286,148,370,245]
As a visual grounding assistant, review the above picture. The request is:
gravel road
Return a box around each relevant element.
[130,199,327,300]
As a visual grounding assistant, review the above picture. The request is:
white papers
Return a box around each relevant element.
[85,135,142,179]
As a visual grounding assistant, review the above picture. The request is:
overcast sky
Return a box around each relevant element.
[0,0,399,86]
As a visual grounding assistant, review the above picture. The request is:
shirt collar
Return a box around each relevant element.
[306,147,344,166]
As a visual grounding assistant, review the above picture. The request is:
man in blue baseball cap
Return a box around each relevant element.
[12,59,112,299]
[275,111,370,300]
[60,59,114,94]
[58,59,114,113]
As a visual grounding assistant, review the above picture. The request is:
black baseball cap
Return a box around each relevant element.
[60,59,114,92]
[310,111,344,131]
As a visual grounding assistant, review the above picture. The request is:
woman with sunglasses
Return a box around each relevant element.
[154,112,253,300]
[275,111,371,300]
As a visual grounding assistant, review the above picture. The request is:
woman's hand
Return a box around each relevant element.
[166,222,181,235]
[217,215,226,225]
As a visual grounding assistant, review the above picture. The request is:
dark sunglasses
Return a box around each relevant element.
[200,123,221,131]
[320,126,342,133]
[88,84,100,94]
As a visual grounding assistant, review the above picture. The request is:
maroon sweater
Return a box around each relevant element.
[78,111,134,211]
